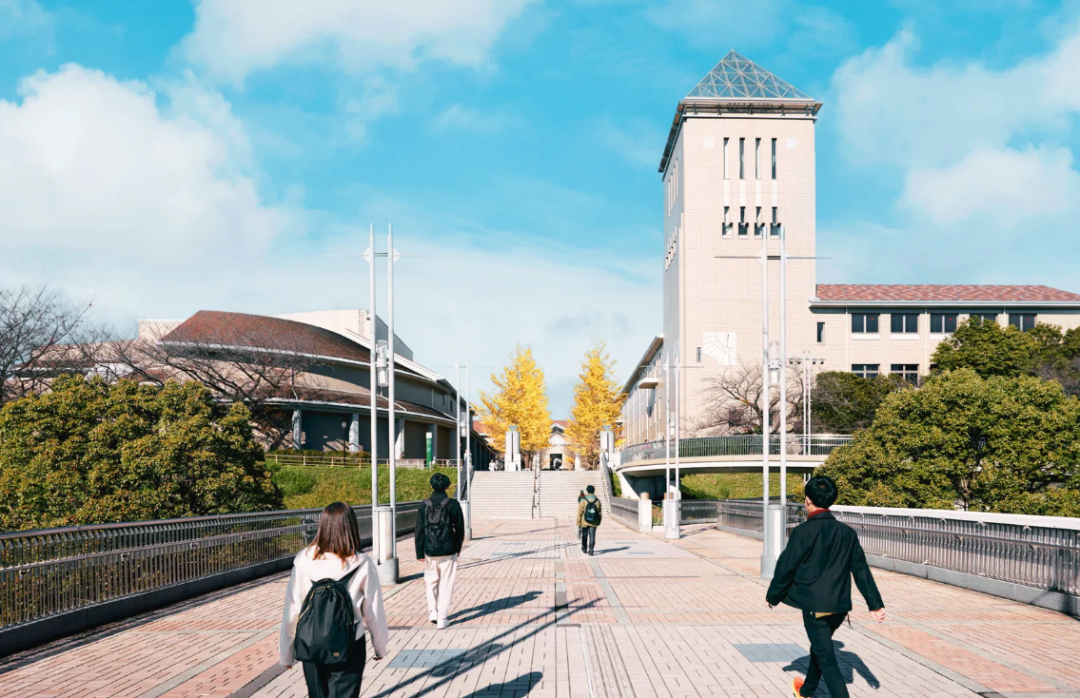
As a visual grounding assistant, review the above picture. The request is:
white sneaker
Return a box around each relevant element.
[437,619,448,629]
[429,614,438,624]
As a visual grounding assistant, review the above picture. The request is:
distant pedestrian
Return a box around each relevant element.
[577,490,586,540]
[577,485,602,555]
[280,502,389,698]
[415,472,466,629]
[766,476,886,698]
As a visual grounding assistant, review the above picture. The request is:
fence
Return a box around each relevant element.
[619,434,853,465]
[610,498,640,529]
[714,500,1080,599]
[266,452,454,469]
[0,502,422,634]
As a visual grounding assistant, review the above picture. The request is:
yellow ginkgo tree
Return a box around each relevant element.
[566,341,626,469]
[478,346,552,463]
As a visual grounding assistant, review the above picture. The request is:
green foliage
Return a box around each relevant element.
[818,369,1080,515]
[932,319,1040,377]
[680,473,805,501]
[812,371,908,434]
[272,465,458,509]
[0,375,283,531]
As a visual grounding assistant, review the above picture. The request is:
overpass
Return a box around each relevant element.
[614,434,853,497]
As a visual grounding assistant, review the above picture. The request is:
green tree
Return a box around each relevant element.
[0,375,282,531]
[932,319,1040,377]
[812,371,908,434]
[818,369,1080,515]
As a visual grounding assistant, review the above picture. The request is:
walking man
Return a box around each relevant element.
[415,473,465,629]
[766,475,886,698]
[577,485,602,555]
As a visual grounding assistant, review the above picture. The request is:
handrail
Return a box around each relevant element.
[619,434,854,466]
[0,501,423,630]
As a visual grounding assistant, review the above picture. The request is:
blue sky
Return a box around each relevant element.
[3,0,1080,414]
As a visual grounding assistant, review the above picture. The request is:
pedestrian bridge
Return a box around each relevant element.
[4,515,1079,697]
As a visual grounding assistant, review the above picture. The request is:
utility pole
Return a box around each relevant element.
[387,224,398,569]
[365,224,379,563]
[464,352,473,540]
[760,222,772,578]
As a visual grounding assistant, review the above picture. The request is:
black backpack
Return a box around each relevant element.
[423,498,455,557]
[293,566,360,665]
[583,497,601,525]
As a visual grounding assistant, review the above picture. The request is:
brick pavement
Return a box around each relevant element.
[1,518,1078,697]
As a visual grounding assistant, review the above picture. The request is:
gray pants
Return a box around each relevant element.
[581,526,596,554]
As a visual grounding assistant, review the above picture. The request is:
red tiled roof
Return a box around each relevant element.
[816,285,1080,303]
[162,310,372,363]
[552,420,568,430]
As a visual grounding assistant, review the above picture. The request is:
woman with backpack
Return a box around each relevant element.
[279,502,389,698]
[577,490,586,540]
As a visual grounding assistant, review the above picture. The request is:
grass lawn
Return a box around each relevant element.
[679,472,805,501]
[271,465,458,510]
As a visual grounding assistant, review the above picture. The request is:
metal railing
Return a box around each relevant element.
[713,501,1080,596]
[266,453,452,469]
[610,498,640,529]
[679,500,723,524]
[619,434,853,465]
[0,501,422,631]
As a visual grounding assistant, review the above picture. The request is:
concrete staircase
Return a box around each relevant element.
[539,471,610,519]
[469,471,536,519]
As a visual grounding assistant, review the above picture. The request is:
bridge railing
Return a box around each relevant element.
[714,500,1080,598]
[610,498,640,529]
[0,502,422,632]
[619,434,854,465]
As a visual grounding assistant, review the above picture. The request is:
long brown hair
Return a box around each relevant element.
[312,502,363,565]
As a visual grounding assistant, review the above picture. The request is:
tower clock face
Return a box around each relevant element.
[704,332,737,366]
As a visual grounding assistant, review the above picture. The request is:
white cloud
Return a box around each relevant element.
[432,104,522,133]
[593,116,665,167]
[901,146,1080,227]
[342,77,399,143]
[645,0,784,47]
[181,0,540,84]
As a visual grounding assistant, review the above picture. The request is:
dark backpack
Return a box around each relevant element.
[293,566,360,665]
[423,497,456,557]
[583,497,601,525]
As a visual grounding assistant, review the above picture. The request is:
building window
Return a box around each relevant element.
[738,206,748,236]
[930,313,958,333]
[1009,313,1036,331]
[754,207,763,237]
[723,206,731,237]
[739,138,745,179]
[755,138,761,179]
[891,364,919,385]
[852,364,880,379]
[970,313,998,325]
[851,313,879,334]
[770,207,780,236]
[771,138,777,179]
[723,137,729,179]
[890,313,918,333]
[696,347,701,363]
[817,321,824,344]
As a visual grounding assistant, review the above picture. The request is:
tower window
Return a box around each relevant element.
[696,347,701,363]
[739,138,745,179]
[723,137,729,179]
[851,313,879,334]
[817,322,825,343]
[754,207,763,237]
[723,206,731,237]
[738,206,748,236]
[930,313,958,333]
[771,138,777,179]
[770,207,780,236]
[891,313,918,333]
[755,138,761,180]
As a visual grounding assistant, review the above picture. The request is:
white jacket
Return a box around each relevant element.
[278,547,390,666]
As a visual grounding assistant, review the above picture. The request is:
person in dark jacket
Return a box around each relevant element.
[577,485,602,555]
[766,476,886,698]
[414,473,466,629]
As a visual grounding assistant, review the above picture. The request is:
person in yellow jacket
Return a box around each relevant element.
[576,485,602,555]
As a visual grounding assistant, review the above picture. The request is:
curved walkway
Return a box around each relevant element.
[1,520,1078,697]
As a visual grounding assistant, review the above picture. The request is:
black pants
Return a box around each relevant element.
[581,526,596,554]
[303,636,367,698]
[800,611,847,698]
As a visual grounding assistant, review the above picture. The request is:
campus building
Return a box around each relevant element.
[620,51,1080,447]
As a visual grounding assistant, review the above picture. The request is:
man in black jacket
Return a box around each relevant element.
[415,473,466,629]
[766,476,886,698]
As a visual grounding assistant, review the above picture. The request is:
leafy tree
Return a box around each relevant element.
[565,342,626,468]
[932,319,1040,377]
[811,371,907,434]
[818,369,1080,515]
[478,346,552,462]
[0,375,283,531]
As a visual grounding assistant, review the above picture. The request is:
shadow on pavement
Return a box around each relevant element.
[450,591,543,624]
[782,640,881,690]
[460,671,543,697]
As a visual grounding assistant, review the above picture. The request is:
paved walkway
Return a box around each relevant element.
[2,519,1079,698]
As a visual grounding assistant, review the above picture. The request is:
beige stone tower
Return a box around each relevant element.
[661,51,822,434]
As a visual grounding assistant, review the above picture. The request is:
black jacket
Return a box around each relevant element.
[414,491,465,558]
[766,510,884,613]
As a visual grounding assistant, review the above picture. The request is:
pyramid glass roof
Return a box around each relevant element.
[686,50,812,101]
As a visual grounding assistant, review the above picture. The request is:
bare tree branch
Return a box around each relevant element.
[688,362,805,436]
